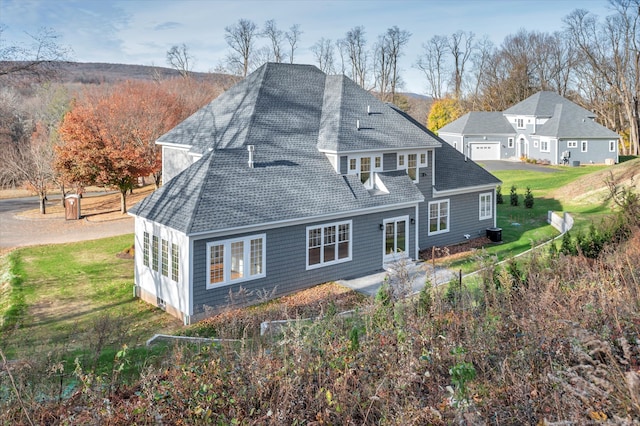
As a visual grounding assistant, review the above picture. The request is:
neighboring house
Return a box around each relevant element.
[129,63,501,324]
[439,91,620,165]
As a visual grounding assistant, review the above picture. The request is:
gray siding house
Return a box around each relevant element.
[439,91,620,165]
[129,63,500,324]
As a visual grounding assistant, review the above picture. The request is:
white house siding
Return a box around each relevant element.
[162,146,194,184]
[187,207,417,322]
[134,217,190,321]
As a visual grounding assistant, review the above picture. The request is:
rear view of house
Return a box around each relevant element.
[439,91,620,165]
[129,63,500,324]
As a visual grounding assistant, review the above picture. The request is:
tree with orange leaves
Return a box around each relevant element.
[56,84,152,214]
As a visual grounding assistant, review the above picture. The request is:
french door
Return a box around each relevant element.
[383,216,409,263]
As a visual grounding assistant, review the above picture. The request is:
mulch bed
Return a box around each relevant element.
[419,236,492,262]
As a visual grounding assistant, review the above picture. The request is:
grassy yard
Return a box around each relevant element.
[0,235,182,360]
[442,163,622,272]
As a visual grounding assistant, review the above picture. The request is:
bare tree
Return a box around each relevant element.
[0,26,70,80]
[166,43,193,78]
[564,2,640,155]
[225,18,258,77]
[341,26,368,88]
[384,26,411,103]
[373,34,392,100]
[285,24,302,64]
[469,36,495,108]
[416,35,449,99]
[262,20,285,63]
[448,31,475,99]
[335,39,347,75]
[311,38,335,73]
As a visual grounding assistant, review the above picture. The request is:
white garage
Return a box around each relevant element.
[470,142,500,160]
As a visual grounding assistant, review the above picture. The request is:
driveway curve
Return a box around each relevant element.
[0,195,133,252]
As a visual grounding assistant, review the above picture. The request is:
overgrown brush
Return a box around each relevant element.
[2,230,640,424]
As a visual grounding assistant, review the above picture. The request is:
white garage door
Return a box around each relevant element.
[470,143,500,160]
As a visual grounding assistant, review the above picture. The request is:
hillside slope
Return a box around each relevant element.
[551,158,640,205]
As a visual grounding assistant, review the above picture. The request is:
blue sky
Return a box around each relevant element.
[1,0,612,93]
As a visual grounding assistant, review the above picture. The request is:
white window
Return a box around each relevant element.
[349,158,356,171]
[143,232,150,267]
[533,140,539,148]
[420,153,426,165]
[375,156,381,168]
[540,140,549,152]
[407,153,417,181]
[206,234,266,288]
[171,243,179,282]
[581,141,588,152]
[306,221,351,269]
[609,140,617,152]
[516,118,524,129]
[152,235,159,271]
[508,138,514,148]
[479,193,492,220]
[567,140,578,148]
[360,157,371,183]
[161,239,169,277]
[398,154,405,167]
[428,199,450,235]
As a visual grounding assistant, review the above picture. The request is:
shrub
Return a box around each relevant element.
[496,185,504,204]
[510,185,518,206]
[524,186,534,208]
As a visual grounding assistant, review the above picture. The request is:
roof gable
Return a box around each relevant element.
[536,104,620,139]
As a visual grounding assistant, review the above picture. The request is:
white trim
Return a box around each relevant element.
[318,146,441,155]
[205,234,266,289]
[581,140,588,152]
[382,215,410,263]
[609,140,617,152]
[432,183,498,197]
[567,140,578,148]
[306,220,352,270]
[189,200,422,240]
[540,139,549,153]
[157,141,193,149]
[479,192,493,220]
[414,204,420,256]
[428,199,450,236]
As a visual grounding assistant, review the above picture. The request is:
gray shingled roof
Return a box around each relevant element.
[503,91,594,118]
[536,104,620,139]
[131,63,435,235]
[317,75,441,152]
[438,111,515,135]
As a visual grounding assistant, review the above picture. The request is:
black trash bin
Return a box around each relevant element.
[486,227,502,243]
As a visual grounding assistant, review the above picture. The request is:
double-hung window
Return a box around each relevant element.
[206,235,266,288]
[508,138,514,148]
[516,118,525,129]
[307,221,351,269]
[171,243,179,282]
[143,232,150,267]
[479,193,492,220]
[581,141,588,152]
[540,140,549,152]
[151,236,159,271]
[428,199,450,235]
[609,140,616,152]
[407,154,417,181]
[161,239,169,277]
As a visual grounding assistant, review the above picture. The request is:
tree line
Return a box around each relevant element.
[0,0,637,215]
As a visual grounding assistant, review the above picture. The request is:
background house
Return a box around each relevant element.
[439,91,620,165]
[129,63,500,324]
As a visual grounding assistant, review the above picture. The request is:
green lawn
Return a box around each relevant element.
[0,235,181,360]
[444,164,614,272]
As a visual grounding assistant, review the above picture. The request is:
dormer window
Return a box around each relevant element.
[516,118,525,129]
[360,157,371,184]
[398,154,405,167]
[407,154,417,181]
[349,158,356,171]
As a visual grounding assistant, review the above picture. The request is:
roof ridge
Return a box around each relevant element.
[184,151,216,235]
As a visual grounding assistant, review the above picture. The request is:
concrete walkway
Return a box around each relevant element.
[338,260,456,296]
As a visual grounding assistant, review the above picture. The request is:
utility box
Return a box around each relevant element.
[65,194,81,220]
[486,227,502,243]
